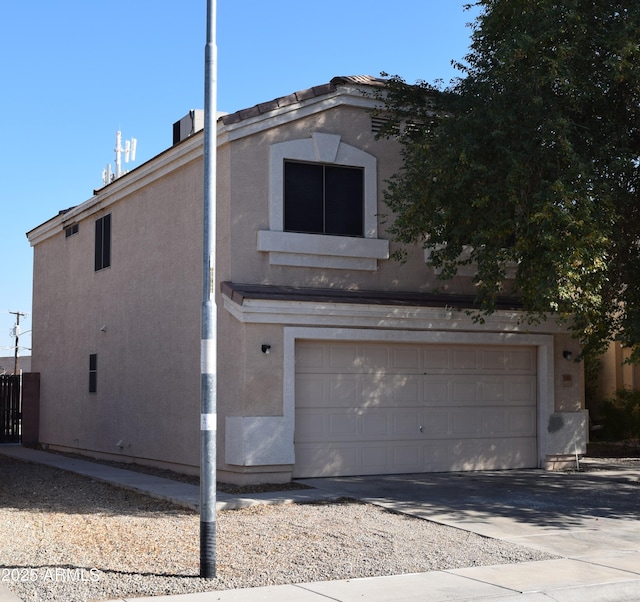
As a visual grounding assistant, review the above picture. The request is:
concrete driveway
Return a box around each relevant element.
[300,460,640,559]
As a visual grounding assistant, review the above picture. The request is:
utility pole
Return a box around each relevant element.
[9,311,26,374]
[200,0,217,579]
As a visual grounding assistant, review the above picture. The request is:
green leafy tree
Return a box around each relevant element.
[378,1,640,360]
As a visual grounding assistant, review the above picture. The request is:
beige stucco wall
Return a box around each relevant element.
[553,333,584,413]
[32,154,204,471]
[223,104,471,293]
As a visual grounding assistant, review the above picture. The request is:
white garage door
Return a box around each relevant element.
[294,341,537,478]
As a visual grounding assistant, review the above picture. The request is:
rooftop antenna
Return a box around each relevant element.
[102,131,137,186]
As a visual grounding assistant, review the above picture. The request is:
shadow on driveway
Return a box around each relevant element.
[301,467,640,532]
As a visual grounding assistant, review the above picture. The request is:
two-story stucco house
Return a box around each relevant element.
[27,76,587,484]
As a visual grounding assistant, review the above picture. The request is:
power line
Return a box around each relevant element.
[8,310,27,374]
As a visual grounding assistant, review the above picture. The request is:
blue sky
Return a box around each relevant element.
[0,1,478,362]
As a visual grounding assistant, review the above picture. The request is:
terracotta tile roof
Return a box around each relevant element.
[220,75,387,126]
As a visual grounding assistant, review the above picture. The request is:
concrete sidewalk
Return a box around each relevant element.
[0,445,338,511]
[1,445,639,602]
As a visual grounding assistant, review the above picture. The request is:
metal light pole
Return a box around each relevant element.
[200,0,218,579]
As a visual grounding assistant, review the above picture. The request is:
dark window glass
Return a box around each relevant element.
[89,354,97,393]
[284,161,363,236]
[324,165,364,236]
[284,162,324,234]
[95,214,111,271]
[65,224,78,238]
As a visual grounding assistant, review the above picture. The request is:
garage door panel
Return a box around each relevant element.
[361,413,390,437]
[421,345,450,369]
[423,378,450,404]
[480,379,506,402]
[296,344,325,370]
[297,408,420,442]
[362,374,421,404]
[420,347,537,375]
[508,349,537,371]
[294,442,419,477]
[451,409,481,436]
[507,379,537,404]
[450,439,501,471]
[295,444,360,477]
[419,407,537,439]
[300,342,535,373]
[362,446,389,472]
[390,346,421,369]
[481,408,536,436]
[301,410,359,441]
[478,438,537,469]
[419,438,539,473]
[294,341,538,478]
[424,375,536,406]
[327,375,359,404]
[451,381,480,403]
[393,412,424,436]
[294,409,328,441]
[392,445,421,471]
[508,408,537,435]
[480,377,535,404]
[390,376,421,403]
[422,441,452,472]
[452,349,480,370]
[327,343,390,372]
[295,409,354,442]
[482,410,507,435]
[422,411,449,435]
[358,345,390,370]
[294,438,539,477]
[481,349,509,371]
[297,374,361,408]
[295,374,326,407]
[327,345,360,370]
[296,342,366,373]
[330,413,359,437]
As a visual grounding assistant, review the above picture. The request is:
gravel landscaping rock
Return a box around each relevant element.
[0,455,556,602]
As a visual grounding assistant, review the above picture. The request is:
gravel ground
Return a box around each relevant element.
[0,456,557,602]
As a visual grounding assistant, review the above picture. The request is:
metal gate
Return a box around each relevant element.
[0,375,21,443]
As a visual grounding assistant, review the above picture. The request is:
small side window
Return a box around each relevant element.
[65,224,79,238]
[95,214,111,271]
[89,354,97,393]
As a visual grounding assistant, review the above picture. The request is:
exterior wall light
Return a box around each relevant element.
[563,350,573,360]
[261,344,271,354]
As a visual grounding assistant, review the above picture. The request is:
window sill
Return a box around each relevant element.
[258,230,389,271]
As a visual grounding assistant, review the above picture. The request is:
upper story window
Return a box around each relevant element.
[257,133,389,271]
[94,214,111,271]
[284,161,363,237]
